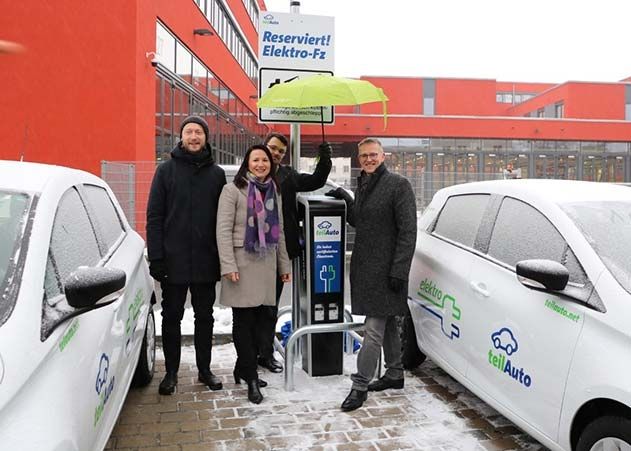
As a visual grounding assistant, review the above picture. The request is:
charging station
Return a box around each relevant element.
[296,195,346,376]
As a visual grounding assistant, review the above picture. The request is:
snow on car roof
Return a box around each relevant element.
[442,179,631,204]
[0,160,101,193]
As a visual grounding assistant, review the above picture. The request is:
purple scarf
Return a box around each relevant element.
[244,173,280,255]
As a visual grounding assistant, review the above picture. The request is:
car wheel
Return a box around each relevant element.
[132,308,156,387]
[493,337,500,349]
[576,415,631,451]
[505,345,513,355]
[400,314,426,370]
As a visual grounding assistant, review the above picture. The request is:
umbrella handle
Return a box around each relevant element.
[320,106,325,143]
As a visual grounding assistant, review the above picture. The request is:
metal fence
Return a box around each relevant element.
[101,160,504,240]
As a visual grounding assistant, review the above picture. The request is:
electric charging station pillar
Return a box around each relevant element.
[296,195,346,376]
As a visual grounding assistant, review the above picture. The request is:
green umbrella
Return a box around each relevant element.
[257,74,389,142]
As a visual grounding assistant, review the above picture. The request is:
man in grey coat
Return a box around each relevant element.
[327,137,417,412]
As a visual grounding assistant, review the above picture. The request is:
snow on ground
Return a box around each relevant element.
[173,344,547,451]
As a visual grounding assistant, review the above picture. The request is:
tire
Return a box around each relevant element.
[400,313,426,370]
[132,309,156,387]
[576,415,631,451]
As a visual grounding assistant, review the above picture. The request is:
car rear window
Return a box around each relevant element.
[0,191,32,328]
[433,194,490,248]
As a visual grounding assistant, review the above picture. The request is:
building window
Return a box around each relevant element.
[423,79,435,116]
[554,102,564,118]
[192,0,259,82]
[625,85,631,121]
[537,109,545,118]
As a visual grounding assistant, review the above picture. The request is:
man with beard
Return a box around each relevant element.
[147,116,226,395]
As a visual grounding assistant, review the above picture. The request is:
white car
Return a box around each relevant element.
[0,161,156,450]
[408,179,631,451]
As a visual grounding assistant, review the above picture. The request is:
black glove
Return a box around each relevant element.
[318,142,333,159]
[388,276,407,293]
[325,187,352,204]
[149,259,168,282]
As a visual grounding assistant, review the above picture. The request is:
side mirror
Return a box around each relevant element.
[516,259,569,291]
[64,267,126,309]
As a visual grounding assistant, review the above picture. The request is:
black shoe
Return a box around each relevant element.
[341,389,367,412]
[367,376,404,392]
[158,371,178,395]
[247,379,263,404]
[198,370,223,391]
[233,369,267,387]
[258,356,283,373]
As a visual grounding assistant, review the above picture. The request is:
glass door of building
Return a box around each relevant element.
[534,153,577,179]
[583,155,625,182]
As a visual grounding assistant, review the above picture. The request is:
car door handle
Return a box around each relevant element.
[470,281,490,297]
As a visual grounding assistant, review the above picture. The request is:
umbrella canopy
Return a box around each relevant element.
[257,74,389,141]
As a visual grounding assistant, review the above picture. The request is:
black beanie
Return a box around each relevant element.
[180,115,209,142]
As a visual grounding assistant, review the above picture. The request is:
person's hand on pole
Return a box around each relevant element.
[318,142,333,160]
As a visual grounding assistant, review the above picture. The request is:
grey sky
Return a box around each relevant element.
[262,0,631,83]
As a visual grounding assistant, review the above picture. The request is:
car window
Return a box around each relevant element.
[0,191,31,328]
[433,194,490,248]
[82,184,125,254]
[42,187,102,339]
[562,200,631,293]
[488,197,587,284]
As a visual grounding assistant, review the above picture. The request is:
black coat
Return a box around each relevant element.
[277,154,331,259]
[347,164,417,316]
[146,144,226,284]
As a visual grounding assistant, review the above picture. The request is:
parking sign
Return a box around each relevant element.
[258,11,335,124]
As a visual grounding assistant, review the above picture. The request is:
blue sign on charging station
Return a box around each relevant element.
[313,216,342,294]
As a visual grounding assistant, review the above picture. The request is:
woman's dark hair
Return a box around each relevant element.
[263,132,288,147]
[234,144,279,189]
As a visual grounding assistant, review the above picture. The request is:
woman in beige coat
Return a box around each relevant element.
[216,144,291,404]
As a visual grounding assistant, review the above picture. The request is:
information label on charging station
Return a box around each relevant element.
[313,216,342,294]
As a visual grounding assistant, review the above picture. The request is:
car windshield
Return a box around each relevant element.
[0,190,32,328]
[561,201,631,294]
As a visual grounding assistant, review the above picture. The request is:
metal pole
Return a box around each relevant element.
[289,0,302,353]
[285,322,365,391]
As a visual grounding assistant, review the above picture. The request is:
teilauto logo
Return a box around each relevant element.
[262,13,279,25]
[94,353,116,426]
[415,278,461,339]
[316,220,339,237]
[487,327,533,388]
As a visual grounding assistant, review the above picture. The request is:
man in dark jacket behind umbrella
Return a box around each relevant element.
[327,137,417,411]
[257,133,332,373]
[146,115,226,395]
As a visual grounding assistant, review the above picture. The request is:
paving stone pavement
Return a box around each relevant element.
[107,344,549,451]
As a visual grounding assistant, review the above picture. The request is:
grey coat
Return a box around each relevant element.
[216,182,291,308]
[347,164,417,316]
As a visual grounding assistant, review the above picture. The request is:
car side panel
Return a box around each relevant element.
[558,273,631,450]
[465,259,585,442]
[93,231,152,451]
[408,231,475,377]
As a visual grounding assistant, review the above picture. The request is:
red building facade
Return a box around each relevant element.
[2,1,631,203]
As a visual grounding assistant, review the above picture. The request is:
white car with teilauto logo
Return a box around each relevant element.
[408,179,631,451]
[0,161,156,450]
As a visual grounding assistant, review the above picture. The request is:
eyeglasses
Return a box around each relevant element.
[268,144,287,155]
[358,152,381,161]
